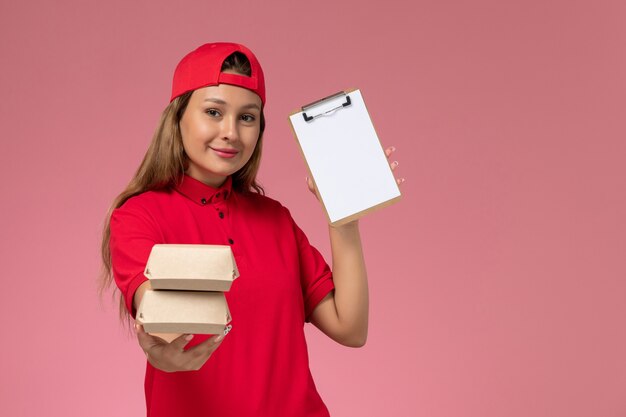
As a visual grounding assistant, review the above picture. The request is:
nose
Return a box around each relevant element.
[220,114,239,142]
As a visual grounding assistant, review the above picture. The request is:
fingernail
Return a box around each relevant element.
[400,178,406,183]
[390,146,396,152]
[392,161,399,167]
[185,334,194,341]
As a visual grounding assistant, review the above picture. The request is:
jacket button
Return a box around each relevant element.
[201,198,207,205]
[219,212,224,219]
[228,238,234,244]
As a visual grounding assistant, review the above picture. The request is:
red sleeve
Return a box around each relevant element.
[287,210,335,322]
[109,202,162,318]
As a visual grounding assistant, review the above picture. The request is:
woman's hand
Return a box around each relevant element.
[305,145,405,198]
[135,324,225,372]
[384,145,405,185]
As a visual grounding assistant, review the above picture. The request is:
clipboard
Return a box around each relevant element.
[288,88,401,226]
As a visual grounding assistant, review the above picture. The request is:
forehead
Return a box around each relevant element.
[191,83,262,108]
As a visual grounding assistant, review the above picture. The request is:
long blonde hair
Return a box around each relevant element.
[99,52,265,322]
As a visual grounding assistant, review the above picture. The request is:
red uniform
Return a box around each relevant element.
[110,174,335,417]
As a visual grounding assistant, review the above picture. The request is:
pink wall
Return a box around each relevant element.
[1,0,625,416]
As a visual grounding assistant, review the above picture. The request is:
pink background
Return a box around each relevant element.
[1,0,625,416]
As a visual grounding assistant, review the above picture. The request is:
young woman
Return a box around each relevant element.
[100,42,402,417]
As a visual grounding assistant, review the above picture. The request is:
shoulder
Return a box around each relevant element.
[111,189,175,228]
[238,191,291,217]
[236,191,299,234]
[116,188,176,212]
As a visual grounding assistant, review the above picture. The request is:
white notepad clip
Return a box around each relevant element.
[302,91,352,122]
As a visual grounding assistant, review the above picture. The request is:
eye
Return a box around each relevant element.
[241,114,256,123]
[205,109,221,117]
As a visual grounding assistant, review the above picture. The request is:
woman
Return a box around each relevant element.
[100,42,402,417]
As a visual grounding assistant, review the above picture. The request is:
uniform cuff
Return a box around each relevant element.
[125,273,148,320]
[304,274,335,322]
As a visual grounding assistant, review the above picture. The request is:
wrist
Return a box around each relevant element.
[330,219,360,232]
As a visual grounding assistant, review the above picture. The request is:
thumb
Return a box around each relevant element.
[135,324,153,347]
[135,323,166,351]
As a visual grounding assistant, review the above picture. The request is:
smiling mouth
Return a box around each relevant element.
[210,146,239,158]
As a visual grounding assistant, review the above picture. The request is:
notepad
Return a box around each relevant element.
[288,89,401,226]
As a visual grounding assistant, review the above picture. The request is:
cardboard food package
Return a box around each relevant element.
[144,244,239,291]
[137,290,231,336]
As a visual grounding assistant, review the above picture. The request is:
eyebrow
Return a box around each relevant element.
[203,98,261,111]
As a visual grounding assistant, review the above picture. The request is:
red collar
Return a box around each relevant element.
[175,175,233,206]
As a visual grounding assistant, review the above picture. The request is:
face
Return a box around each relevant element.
[179,81,262,187]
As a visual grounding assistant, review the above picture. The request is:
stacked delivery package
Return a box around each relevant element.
[137,244,237,342]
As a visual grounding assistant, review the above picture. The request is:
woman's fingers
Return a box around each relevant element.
[136,325,190,367]
[136,324,160,351]
[136,324,167,367]
[168,333,194,351]
[185,333,224,356]
[386,145,398,170]
[135,323,230,372]
[384,145,404,186]
[181,334,226,371]
[134,324,228,373]
[305,177,319,200]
